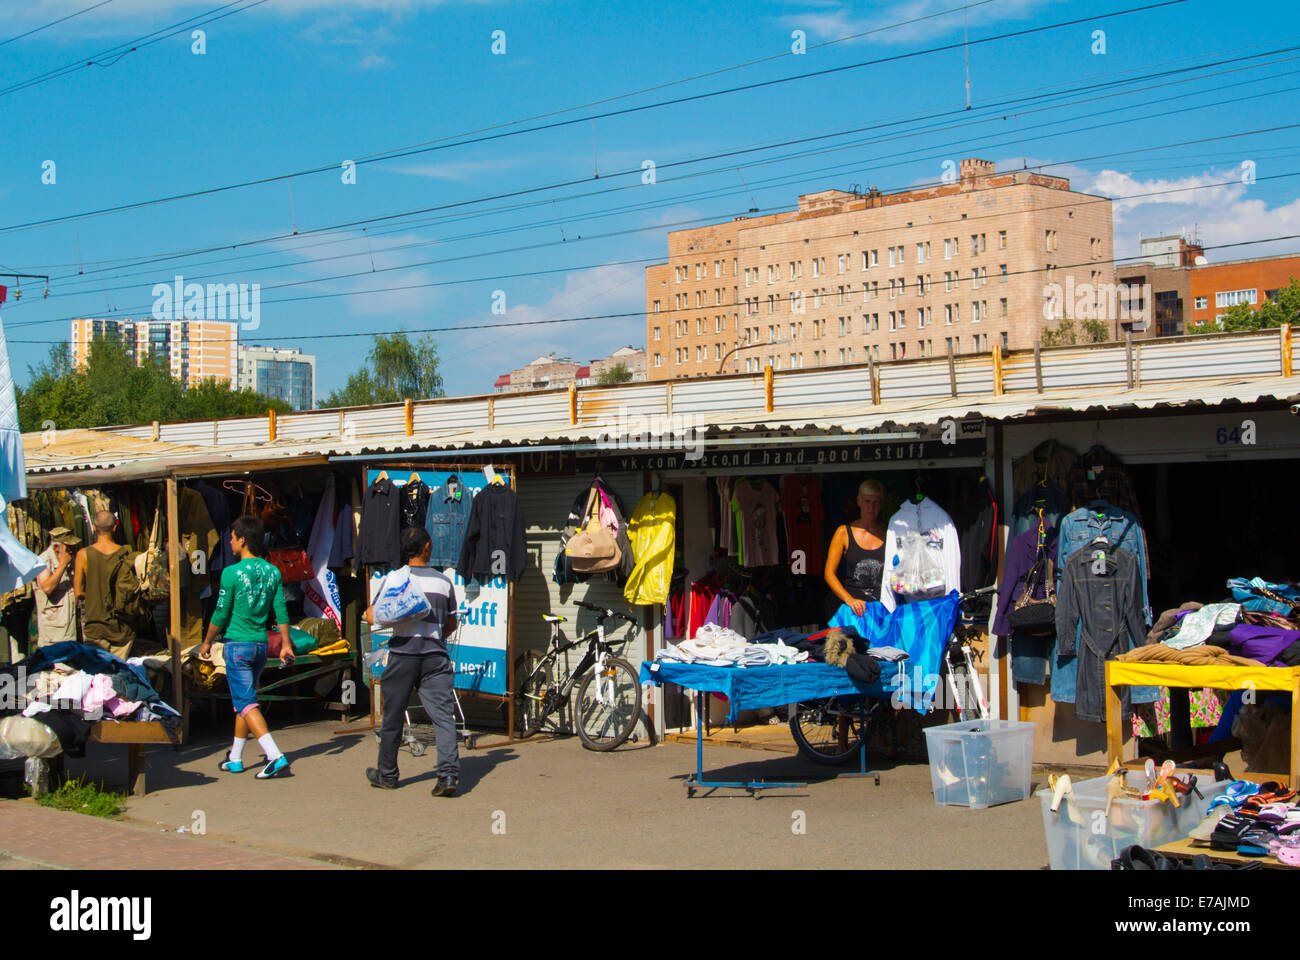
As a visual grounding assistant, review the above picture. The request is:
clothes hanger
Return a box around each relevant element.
[913,473,926,503]
[376,470,389,482]
[410,472,421,485]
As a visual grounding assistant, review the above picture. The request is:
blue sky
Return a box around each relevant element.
[1,0,1298,402]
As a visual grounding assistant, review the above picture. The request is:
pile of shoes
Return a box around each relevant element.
[1182,779,1300,865]
[1111,845,1263,870]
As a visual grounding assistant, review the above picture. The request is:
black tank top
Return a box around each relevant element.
[838,526,885,602]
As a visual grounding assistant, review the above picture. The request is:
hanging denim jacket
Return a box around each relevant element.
[1053,503,1156,706]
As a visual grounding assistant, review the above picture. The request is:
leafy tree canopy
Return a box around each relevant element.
[324,332,445,408]
[17,336,289,433]
[596,362,633,385]
[1040,316,1108,346]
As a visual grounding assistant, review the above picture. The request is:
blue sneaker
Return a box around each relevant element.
[219,752,245,773]
[256,755,290,779]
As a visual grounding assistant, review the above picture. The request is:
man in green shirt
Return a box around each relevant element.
[199,515,295,779]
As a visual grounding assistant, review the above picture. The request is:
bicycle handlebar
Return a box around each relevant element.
[574,600,639,626]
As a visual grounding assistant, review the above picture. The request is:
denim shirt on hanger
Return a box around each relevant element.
[1052,503,1157,706]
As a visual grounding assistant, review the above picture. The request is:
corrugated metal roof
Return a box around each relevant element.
[22,375,1300,483]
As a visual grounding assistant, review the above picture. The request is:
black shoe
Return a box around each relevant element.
[431,776,458,797]
[367,767,398,790]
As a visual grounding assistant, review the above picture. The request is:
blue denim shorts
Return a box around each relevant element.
[225,641,267,716]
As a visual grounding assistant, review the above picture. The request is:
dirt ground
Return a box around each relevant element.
[34,717,1053,869]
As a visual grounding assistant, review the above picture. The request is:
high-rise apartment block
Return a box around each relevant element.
[238,345,316,410]
[70,318,239,387]
[645,158,1114,378]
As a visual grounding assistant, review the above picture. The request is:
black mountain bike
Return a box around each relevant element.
[513,600,643,751]
[788,585,997,765]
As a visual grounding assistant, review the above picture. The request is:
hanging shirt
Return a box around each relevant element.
[881,497,961,612]
[781,475,824,574]
[358,476,401,568]
[731,480,781,567]
[716,478,736,556]
[623,491,676,606]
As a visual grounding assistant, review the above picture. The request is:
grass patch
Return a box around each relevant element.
[32,775,126,818]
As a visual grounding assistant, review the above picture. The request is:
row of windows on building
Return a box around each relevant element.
[668,230,1100,287]
[654,260,1078,317]
[654,297,1012,344]
[654,331,1008,371]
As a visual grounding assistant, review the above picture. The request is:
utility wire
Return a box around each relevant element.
[0,0,117,49]
[0,0,1189,234]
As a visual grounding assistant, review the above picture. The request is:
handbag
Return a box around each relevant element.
[136,502,170,601]
[267,547,314,583]
[567,487,621,573]
[1007,553,1056,636]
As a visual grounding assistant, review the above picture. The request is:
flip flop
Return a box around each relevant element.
[1210,814,1255,851]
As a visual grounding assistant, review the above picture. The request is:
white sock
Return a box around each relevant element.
[257,733,282,762]
[229,737,246,763]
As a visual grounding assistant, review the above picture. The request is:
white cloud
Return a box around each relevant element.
[780,0,1070,47]
[437,262,647,393]
[391,156,533,182]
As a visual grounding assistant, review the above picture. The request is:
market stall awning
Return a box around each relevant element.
[19,374,1300,482]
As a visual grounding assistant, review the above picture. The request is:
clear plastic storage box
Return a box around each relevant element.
[1036,770,1217,870]
[923,718,1036,809]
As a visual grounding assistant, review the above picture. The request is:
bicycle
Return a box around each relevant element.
[788,585,996,765]
[513,600,643,751]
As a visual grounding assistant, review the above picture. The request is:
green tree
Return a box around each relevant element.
[324,332,445,407]
[1194,278,1300,332]
[596,362,633,385]
[17,336,288,432]
[1039,316,1108,346]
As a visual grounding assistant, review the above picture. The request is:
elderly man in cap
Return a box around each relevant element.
[34,527,80,648]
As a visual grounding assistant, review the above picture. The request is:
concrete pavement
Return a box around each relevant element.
[3,719,1053,869]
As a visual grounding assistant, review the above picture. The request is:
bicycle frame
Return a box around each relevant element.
[524,620,630,716]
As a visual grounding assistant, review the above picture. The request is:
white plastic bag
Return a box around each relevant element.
[0,715,62,760]
[373,567,433,627]
[888,531,947,600]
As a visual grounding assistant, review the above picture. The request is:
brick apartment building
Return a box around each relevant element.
[1188,253,1300,328]
[645,158,1114,379]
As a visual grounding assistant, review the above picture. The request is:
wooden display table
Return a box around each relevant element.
[1156,836,1298,870]
[1105,661,1300,785]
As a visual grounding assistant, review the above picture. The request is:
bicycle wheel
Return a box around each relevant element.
[574,656,641,751]
[513,651,551,739]
[788,697,866,765]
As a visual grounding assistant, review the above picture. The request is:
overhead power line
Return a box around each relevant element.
[0,0,1189,235]
[0,0,117,49]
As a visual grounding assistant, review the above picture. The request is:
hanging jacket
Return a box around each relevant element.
[456,482,526,583]
[624,491,676,606]
[880,497,961,613]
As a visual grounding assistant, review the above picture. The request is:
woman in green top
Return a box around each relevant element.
[199,515,295,779]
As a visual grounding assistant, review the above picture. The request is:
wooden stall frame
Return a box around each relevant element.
[333,461,523,750]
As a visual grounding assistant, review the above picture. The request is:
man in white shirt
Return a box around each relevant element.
[364,526,461,797]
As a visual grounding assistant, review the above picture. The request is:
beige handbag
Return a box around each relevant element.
[566,487,621,573]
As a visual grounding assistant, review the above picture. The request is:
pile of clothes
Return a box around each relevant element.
[657,624,808,667]
[0,641,180,760]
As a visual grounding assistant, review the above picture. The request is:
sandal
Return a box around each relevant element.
[1210,814,1255,851]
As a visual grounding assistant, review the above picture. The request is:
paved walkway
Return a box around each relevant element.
[0,719,1052,869]
[0,802,340,870]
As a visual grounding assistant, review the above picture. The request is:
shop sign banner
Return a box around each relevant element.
[576,422,986,473]
[365,468,507,695]
[444,568,508,697]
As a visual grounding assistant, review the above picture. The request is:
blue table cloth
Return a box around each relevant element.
[640,660,912,723]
